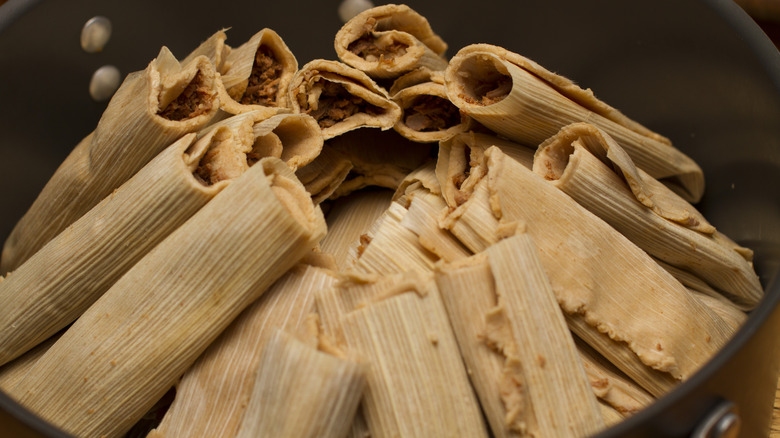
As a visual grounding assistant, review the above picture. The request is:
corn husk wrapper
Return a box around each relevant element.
[320,189,394,270]
[435,234,605,438]
[327,129,434,199]
[0,333,60,391]
[201,110,323,171]
[392,165,470,263]
[217,28,298,117]
[437,131,534,208]
[235,329,365,438]
[533,123,762,309]
[688,289,748,332]
[1,49,220,274]
[288,59,402,139]
[0,127,260,367]
[353,201,438,275]
[574,338,655,418]
[316,270,488,438]
[390,68,470,142]
[149,263,338,438]
[295,145,355,203]
[6,157,327,438]
[182,29,229,71]
[443,44,704,202]
[438,146,732,396]
[334,4,448,79]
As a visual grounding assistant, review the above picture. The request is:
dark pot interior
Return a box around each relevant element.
[0,0,778,436]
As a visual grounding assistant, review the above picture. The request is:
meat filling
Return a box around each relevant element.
[158,71,214,121]
[303,80,384,129]
[347,20,409,62]
[240,46,284,106]
[403,95,461,132]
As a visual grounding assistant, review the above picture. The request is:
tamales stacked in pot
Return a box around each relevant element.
[0,4,762,438]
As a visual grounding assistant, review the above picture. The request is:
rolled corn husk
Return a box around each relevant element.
[320,189,394,270]
[574,338,655,418]
[437,131,534,208]
[533,123,762,308]
[1,48,220,274]
[443,43,704,202]
[688,289,748,332]
[317,270,489,438]
[390,68,471,142]
[149,262,338,438]
[327,128,434,199]
[334,4,448,79]
[393,169,470,263]
[201,110,323,171]
[0,332,60,391]
[217,28,298,117]
[438,146,732,396]
[295,145,355,203]
[235,329,365,438]
[435,233,605,438]
[354,201,438,275]
[182,29,229,71]
[0,126,258,367]
[288,59,402,139]
[6,157,326,438]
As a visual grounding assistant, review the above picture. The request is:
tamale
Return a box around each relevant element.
[334,4,448,79]
[444,44,704,202]
[235,329,365,438]
[1,49,220,273]
[6,157,326,438]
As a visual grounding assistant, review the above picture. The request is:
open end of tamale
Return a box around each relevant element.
[347,17,410,62]
[403,95,461,132]
[537,139,576,181]
[192,129,249,186]
[158,71,215,121]
[456,55,512,106]
[299,78,386,129]
[238,45,285,106]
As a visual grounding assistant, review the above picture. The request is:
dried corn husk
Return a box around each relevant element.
[295,145,354,203]
[1,49,220,274]
[0,332,60,391]
[288,59,402,139]
[217,28,298,117]
[149,263,338,438]
[354,202,438,275]
[201,110,323,171]
[6,157,326,438]
[320,189,394,270]
[437,131,533,208]
[334,4,448,79]
[393,169,470,263]
[688,289,748,332]
[435,234,605,437]
[533,123,762,308]
[182,29,229,71]
[444,44,704,202]
[438,146,732,397]
[0,127,253,367]
[328,128,434,199]
[574,338,655,418]
[235,329,365,438]
[318,270,488,438]
[390,68,471,142]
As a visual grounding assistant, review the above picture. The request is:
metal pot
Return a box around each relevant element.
[0,0,778,436]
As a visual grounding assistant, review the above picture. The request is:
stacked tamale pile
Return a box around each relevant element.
[0,4,765,438]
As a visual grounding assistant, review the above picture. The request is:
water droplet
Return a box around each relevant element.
[89,65,121,102]
[338,0,374,23]
[81,16,112,53]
